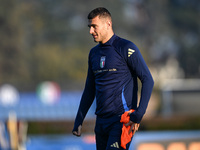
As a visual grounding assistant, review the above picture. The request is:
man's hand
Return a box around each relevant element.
[125,121,140,134]
[72,125,82,137]
[124,111,140,135]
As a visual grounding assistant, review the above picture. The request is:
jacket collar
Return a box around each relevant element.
[100,34,116,46]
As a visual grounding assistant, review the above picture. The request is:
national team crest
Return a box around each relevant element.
[100,56,106,68]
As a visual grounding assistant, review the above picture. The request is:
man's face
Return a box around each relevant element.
[88,16,108,43]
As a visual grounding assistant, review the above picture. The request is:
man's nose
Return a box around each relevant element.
[89,27,94,34]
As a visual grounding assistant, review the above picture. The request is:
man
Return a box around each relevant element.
[72,7,154,150]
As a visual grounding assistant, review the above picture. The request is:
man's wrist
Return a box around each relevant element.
[130,111,143,123]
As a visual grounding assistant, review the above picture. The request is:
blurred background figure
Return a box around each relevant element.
[0,121,9,149]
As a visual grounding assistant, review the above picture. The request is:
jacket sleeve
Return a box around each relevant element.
[123,42,154,123]
[72,55,96,132]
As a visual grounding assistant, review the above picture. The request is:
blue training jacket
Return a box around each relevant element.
[73,34,154,131]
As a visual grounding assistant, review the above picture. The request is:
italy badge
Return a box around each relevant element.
[100,56,106,68]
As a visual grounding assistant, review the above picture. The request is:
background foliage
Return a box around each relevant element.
[0,0,199,91]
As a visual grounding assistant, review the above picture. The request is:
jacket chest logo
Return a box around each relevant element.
[100,56,106,68]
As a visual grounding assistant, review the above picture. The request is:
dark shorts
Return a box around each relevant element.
[95,115,132,150]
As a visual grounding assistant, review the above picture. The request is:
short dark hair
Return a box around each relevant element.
[88,7,111,20]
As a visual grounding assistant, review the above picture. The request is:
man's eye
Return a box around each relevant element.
[88,25,95,29]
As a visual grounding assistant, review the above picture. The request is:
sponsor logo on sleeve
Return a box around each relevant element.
[128,48,135,57]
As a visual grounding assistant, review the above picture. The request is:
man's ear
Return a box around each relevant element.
[106,20,112,29]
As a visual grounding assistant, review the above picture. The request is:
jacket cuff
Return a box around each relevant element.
[130,111,143,123]
[72,126,78,132]
[72,121,82,132]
